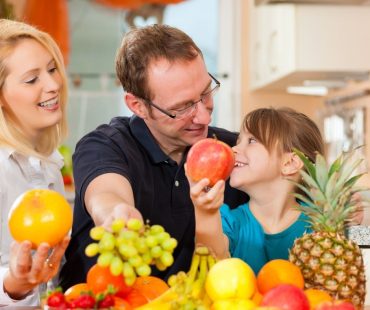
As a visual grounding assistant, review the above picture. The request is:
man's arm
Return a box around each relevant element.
[84,173,143,228]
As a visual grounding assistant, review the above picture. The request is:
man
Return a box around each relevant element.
[59,24,248,289]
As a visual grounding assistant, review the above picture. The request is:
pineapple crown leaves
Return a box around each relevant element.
[292,148,368,232]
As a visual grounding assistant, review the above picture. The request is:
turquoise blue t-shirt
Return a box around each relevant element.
[220,202,311,275]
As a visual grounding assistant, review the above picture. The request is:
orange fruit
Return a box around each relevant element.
[252,289,264,306]
[257,259,304,294]
[132,276,169,301]
[304,288,332,310]
[8,189,72,248]
[124,289,148,308]
[64,283,90,302]
[113,296,132,309]
[86,264,131,296]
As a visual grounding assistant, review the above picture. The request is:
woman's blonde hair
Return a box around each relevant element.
[0,19,68,157]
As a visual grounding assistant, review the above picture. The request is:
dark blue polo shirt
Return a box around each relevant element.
[59,116,248,290]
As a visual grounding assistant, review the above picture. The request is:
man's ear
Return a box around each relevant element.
[281,152,304,176]
[125,92,148,119]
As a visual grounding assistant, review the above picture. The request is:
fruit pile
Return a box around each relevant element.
[137,246,216,309]
[47,252,358,309]
[45,274,169,309]
[253,259,356,310]
[85,219,178,286]
[134,257,357,310]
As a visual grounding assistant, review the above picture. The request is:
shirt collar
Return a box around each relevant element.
[129,115,174,164]
[0,146,64,169]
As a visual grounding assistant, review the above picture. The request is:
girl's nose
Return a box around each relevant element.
[232,144,240,154]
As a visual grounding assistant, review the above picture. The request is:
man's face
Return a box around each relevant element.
[143,55,216,152]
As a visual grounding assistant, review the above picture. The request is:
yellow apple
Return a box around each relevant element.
[211,298,256,310]
[205,258,256,301]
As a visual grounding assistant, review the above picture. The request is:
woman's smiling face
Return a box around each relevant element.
[1,38,62,143]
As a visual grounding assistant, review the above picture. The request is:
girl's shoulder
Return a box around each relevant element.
[220,202,253,222]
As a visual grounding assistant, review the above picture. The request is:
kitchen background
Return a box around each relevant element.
[2,0,370,301]
[4,0,370,185]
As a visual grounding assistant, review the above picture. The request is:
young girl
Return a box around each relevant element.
[187,107,325,274]
[0,19,70,305]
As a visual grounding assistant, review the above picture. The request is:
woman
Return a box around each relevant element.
[0,19,70,305]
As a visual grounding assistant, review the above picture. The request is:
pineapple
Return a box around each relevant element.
[289,148,368,308]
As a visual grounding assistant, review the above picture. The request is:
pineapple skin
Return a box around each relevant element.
[289,231,366,308]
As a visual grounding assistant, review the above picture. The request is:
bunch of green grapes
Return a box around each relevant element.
[85,219,177,286]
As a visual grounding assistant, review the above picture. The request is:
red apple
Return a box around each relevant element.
[186,138,235,186]
[314,300,355,310]
[261,284,310,310]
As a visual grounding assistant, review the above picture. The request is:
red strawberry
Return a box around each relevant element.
[47,292,66,307]
[72,294,96,309]
[98,294,115,308]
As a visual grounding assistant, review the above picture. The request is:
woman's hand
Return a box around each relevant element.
[4,236,70,300]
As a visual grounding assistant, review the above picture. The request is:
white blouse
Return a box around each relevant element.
[0,147,65,306]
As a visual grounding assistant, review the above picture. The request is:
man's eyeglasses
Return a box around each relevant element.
[143,73,220,120]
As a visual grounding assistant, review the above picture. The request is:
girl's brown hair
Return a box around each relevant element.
[243,107,325,162]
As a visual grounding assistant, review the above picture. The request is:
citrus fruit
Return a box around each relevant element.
[132,276,169,301]
[8,189,72,248]
[304,288,332,310]
[124,289,148,307]
[113,296,132,309]
[64,283,90,302]
[252,289,264,306]
[86,264,131,296]
[257,259,304,294]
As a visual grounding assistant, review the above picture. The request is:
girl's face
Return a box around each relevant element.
[1,38,62,143]
[230,128,282,192]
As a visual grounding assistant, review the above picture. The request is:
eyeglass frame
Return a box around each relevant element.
[141,72,220,120]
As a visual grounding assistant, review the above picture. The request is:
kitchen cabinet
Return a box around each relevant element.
[249,4,370,90]
[250,4,295,89]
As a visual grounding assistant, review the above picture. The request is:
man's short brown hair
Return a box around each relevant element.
[115,24,202,101]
